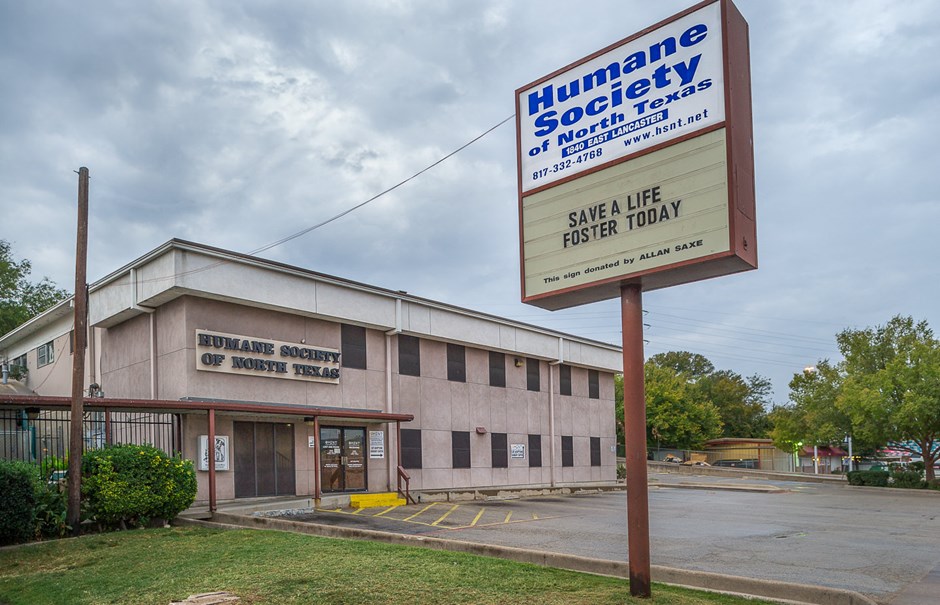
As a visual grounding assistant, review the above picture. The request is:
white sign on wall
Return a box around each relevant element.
[511,444,526,459]
[198,435,229,471]
[369,430,385,459]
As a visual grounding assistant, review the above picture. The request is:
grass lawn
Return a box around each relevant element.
[0,526,771,605]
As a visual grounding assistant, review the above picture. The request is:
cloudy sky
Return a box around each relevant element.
[1,1,937,403]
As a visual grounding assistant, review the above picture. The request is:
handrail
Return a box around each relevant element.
[397,465,415,504]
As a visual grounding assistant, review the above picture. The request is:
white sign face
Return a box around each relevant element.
[308,436,316,448]
[511,444,526,459]
[198,435,229,471]
[523,128,730,300]
[517,1,723,193]
[369,430,385,459]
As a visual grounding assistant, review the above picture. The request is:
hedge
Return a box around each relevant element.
[846,470,890,487]
[82,444,197,529]
[0,460,38,545]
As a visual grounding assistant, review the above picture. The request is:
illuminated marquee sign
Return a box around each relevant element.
[517,0,756,310]
[195,330,341,384]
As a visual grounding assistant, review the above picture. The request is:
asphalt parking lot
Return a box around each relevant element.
[284,472,940,602]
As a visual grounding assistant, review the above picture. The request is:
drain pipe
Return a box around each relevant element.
[130,268,157,399]
[384,297,403,491]
[548,337,564,488]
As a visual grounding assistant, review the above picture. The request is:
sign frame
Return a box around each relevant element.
[516,0,755,310]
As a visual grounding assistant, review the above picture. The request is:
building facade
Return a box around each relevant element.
[1,240,622,504]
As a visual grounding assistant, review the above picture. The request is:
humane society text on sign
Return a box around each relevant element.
[517,2,724,193]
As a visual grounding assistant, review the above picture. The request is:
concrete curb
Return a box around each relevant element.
[651,482,785,494]
[180,512,876,605]
[649,462,848,484]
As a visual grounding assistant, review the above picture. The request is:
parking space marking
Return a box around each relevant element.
[314,502,560,531]
[403,502,437,522]
[374,506,398,517]
[431,504,459,526]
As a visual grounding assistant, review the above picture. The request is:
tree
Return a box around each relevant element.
[648,351,772,439]
[769,360,859,453]
[837,316,940,483]
[0,240,69,337]
[644,362,723,450]
[648,351,714,378]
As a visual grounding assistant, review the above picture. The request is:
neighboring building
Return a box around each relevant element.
[0,240,622,504]
[703,438,793,472]
[797,445,847,474]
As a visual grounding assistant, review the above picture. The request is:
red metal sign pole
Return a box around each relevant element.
[621,283,651,596]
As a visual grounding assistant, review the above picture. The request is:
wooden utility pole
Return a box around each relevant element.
[67,167,89,532]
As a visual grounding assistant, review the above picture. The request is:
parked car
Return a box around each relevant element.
[712,458,758,469]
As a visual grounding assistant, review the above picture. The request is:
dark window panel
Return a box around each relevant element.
[401,428,422,469]
[447,344,466,383]
[341,324,367,370]
[398,335,420,377]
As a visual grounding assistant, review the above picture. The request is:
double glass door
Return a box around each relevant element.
[319,427,366,493]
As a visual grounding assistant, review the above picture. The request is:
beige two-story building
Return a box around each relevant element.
[0,239,622,505]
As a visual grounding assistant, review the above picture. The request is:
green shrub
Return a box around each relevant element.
[616,463,626,481]
[0,460,38,545]
[846,470,890,487]
[908,461,925,473]
[890,469,926,489]
[82,444,197,529]
[33,481,69,539]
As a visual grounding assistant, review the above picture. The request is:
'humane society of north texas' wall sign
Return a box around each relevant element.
[516,0,756,310]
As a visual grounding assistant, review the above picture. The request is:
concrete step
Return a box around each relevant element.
[349,492,406,508]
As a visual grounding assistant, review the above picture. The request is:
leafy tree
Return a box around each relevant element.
[770,361,857,452]
[837,316,940,482]
[648,351,771,438]
[777,316,940,483]
[648,351,714,379]
[644,363,723,450]
[0,240,70,336]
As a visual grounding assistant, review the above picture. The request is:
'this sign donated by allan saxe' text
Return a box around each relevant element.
[195,330,340,384]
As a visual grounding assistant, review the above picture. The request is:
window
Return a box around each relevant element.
[401,429,422,469]
[588,370,600,399]
[447,344,466,383]
[452,431,470,469]
[561,436,574,467]
[37,341,54,367]
[590,437,601,467]
[491,432,508,468]
[528,434,542,467]
[11,354,26,368]
[526,358,540,392]
[341,324,367,370]
[488,352,505,387]
[559,365,572,396]
[398,335,420,377]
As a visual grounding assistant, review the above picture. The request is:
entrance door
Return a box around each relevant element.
[320,427,367,493]
[234,421,295,498]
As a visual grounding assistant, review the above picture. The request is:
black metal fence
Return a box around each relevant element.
[0,409,180,470]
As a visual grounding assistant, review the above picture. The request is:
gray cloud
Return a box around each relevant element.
[1,0,938,402]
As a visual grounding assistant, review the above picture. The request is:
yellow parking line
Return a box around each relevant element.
[351,507,366,515]
[374,506,397,517]
[470,508,485,526]
[431,504,460,526]
[504,511,513,523]
[403,502,437,522]
[532,513,539,520]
